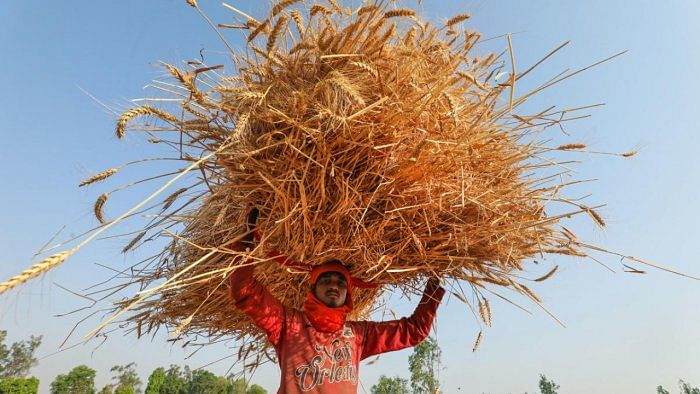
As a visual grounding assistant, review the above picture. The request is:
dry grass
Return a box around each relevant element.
[93,0,609,348]
[1,0,651,362]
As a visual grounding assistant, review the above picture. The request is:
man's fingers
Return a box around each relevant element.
[246,207,259,229]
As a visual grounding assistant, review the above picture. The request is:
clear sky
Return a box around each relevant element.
[1,1,700,393]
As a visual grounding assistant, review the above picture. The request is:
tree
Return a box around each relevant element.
[0,331,42,379]
[230,378,247,394]
[538,374,560,394]
[408,336,441,394]
[370,375,410,394]
[50,365,96,394]
[0,376,40,394]
[229,378,268,394]
[187,370,228,394]
[113,387,134,394]
[110,363,141,394]
[97,386,113,394]
[247,384,267,394]
[144,368,165,394]
[657,386,670,394]
[160,365,186,394]
[680,380,700,394]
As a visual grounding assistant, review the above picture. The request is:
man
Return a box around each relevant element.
[228,209,445,393]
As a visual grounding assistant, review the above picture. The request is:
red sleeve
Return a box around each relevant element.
[228,262,285,349]
[357,282,445,360]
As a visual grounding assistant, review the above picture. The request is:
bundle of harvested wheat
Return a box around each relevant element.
[2,0,648,360]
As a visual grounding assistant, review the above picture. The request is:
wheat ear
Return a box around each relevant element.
[116,106,178,139]
[79,168,119,187]
[94,192,109,224]
[0,250,74,295]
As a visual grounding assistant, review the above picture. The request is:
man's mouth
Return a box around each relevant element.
[326,292,339,297]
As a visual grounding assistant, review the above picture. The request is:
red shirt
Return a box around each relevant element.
[229,265,445,393]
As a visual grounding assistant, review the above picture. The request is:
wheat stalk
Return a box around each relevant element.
[310,4,330,17]
[162,187,188,210]
[267,15,288,53]
[0,250,74,295]
[472,331,483,352]
[290,10,305,34]
[123,231,147,253]
[350,61,379,78]
[248,19,271,42]
[534,265,559,282]
[271,0,301,17]
[79,168,119,187]
[94,192,109,224]
[446,14,470,27]
[116,106,178,139]
[478,297,492,327]
[384,9,416,19]
[326,0,343,15]
[582,205,606,228]
[556,143,586,150]
[358,5,379,16]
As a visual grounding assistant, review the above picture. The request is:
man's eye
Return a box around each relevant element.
[338,281,347,288]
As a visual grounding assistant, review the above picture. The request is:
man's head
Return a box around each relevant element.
[313,271,348,308]
[310,260,352,308]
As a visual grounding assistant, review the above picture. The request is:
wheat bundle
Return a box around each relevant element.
[1,0,641,359]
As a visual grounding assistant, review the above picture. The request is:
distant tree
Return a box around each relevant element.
[657,386,670,394]
[187,370,228,394]
[113,387,134,394]
[229,378,245,394]
[680,380,700,394]
[0,376,40,394]
[0,331,42,379]
[144,368,165,394]
[229,378,268,394]
[247,384,267,394]
[97,386,113,394]
[538,374,560,394]
[50,365,96,394]
[110,363,141,394]
[160,365,186,394]
[408,336,441,394]
[370,375,410,394]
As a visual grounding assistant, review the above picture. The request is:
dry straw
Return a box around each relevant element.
[95,0,601,345]
[2,0,668,362]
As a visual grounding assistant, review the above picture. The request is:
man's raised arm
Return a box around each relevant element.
[357,278,445,360]
[227,208,285,349]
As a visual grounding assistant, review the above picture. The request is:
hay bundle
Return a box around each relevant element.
[1,0,637,357]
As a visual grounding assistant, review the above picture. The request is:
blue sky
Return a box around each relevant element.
[1,1,699,393]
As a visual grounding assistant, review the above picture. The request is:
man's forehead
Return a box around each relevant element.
[318,271,347,281]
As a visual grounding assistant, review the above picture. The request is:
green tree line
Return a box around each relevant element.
[0,331,266,394]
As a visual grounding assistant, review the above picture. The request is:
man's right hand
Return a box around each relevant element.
[241,207,259,248]
[424,277,443,299]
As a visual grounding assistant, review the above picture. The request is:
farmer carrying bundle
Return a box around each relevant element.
[230,208,444,392]
[1,0,658,384]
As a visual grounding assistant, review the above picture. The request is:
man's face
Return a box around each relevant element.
[313,272,348,308]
